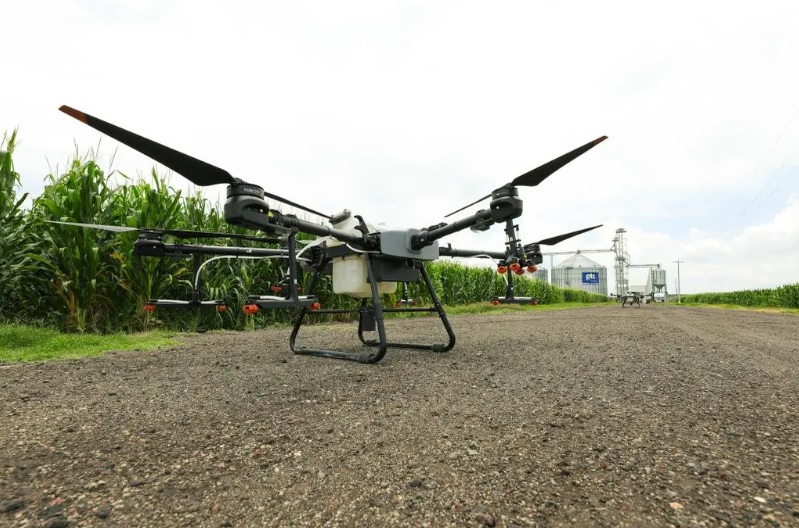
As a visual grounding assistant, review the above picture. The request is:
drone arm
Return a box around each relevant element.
[411,186,524,250]
[438,245,506,260]
[223,191,363,244]
[166,244,288,258]
[410,209,494,250]
[270,211,363,244]
[135,240,289,258]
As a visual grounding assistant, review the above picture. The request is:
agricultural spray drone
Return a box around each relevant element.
[58,105,606,363]
[620,291,644,308]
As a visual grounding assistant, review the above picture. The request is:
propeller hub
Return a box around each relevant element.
[226,181,265,199]
[223,181,280,233]
[491,186,519,199]
[134,238,165,257]
[137,230,164,241]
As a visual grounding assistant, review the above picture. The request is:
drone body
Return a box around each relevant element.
[57,105,607,363]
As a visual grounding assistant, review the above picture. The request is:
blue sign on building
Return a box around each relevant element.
[582,271,599,284]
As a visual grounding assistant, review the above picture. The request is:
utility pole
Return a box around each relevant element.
[672,260,684,302]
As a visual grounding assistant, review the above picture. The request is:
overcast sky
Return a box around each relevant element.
[4,0,799,294]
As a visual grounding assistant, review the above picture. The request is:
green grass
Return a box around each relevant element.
[671,303,799,315]
[0,324,182,363]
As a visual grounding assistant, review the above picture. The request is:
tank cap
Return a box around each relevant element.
[329,209,352,225]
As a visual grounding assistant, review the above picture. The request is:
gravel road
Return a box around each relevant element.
[1,305,798,527]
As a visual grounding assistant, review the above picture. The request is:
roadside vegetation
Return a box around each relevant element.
[679,284,799,310]
[1,132,608,338]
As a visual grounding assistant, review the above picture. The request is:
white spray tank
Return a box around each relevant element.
[328,210,397,298]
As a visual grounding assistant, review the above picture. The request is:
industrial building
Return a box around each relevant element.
[551,254,608,296]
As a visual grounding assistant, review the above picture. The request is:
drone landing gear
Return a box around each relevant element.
[290,257,455,364]
[491,296,538,306]
[145,299,228,312]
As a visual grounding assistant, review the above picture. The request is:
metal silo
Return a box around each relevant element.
[651,268,667,292]
[552,254,608,296]
[530,266,549,283]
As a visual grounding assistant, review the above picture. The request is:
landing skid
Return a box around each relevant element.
[491,296,538,306]
[144,299,227,312]
[289,256,455,363]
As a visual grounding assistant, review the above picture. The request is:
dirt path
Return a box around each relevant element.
[1,305,798,527]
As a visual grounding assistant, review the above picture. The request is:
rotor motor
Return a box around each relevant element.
[471,187,523,232]
[224,181,276,233]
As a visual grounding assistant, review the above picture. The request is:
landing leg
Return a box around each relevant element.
[290,260,455,363]
[358,264,456,352]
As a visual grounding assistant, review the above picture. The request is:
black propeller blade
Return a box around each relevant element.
[260,191,331,220]
[48,221,282,243]
[524,224,603,250]
[58,106,331,219]
[508,136,607,188]
[445,136,608,218]
[59,105,235,187]
[443,193,492,219]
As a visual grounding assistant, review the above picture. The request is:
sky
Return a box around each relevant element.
[3,0,799,295]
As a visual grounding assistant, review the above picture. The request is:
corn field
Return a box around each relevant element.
[680,285,799,309]
[1,134,608,333]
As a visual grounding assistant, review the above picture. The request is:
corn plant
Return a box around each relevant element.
[0,130,29,321]
[27,157,126,332]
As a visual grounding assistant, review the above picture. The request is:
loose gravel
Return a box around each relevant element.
[1,305,798,527]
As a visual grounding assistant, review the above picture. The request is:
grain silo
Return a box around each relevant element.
[650,268,667,292]
[552,254,608,296]
[529,266,549,283]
